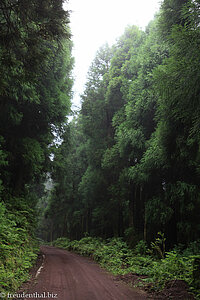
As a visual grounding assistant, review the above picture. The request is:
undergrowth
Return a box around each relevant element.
[0,202,39,294]
[53,235,200,299]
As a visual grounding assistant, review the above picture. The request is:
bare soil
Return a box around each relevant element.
[19,246,147,300]
[115,274,195,299]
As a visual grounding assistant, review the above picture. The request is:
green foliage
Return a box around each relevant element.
[134,240,148,256]
[148,232,166,259]
[52,237,71,248]
[0,202,39,293]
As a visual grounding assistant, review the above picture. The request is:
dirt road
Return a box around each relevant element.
[25,246,147,300]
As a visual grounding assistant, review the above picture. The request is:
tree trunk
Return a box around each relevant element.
[144,204,147,241]
[129,186,134,228]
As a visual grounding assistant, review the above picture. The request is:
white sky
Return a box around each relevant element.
[64,0,162,109]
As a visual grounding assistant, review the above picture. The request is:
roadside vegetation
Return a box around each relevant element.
[0,202,39,294]
[53,235,200,299]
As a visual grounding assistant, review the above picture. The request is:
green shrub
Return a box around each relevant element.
[134,240,148,255]
[52,237,70,248]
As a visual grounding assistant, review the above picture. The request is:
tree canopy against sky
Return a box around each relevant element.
[41,0,200,248]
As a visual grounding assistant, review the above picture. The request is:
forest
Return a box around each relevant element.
[0,0,200,298]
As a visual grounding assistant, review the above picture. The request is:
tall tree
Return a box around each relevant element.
[0,0,73,198]
[151,0,200,244]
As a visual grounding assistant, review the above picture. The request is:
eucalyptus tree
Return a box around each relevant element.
[79,44,115,236]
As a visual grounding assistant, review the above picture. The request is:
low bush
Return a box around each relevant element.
[52,237,70,248]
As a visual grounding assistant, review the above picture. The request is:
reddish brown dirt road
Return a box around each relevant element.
[26,246,147,300]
